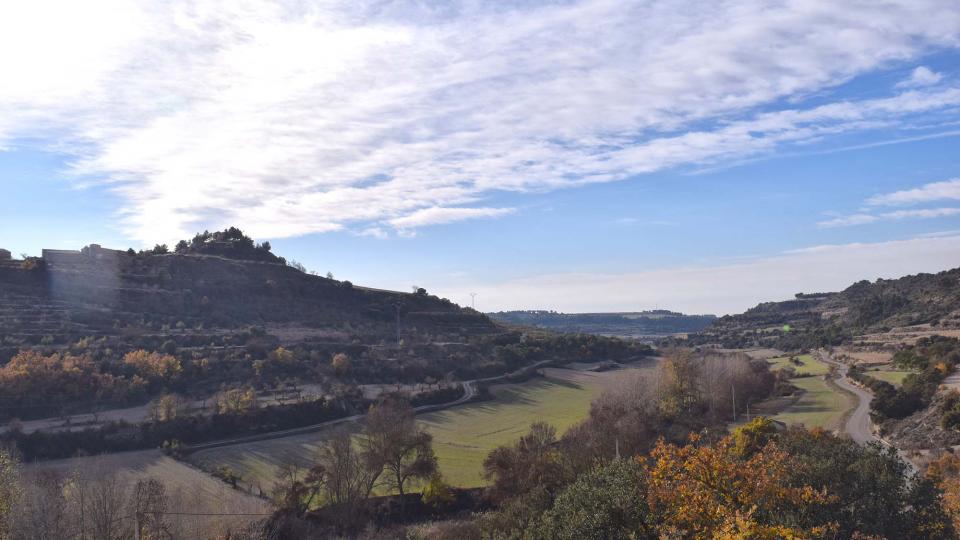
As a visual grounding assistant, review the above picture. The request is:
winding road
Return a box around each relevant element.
[826,360,876,444]
[818,351,918,473]
[182,381,477,452]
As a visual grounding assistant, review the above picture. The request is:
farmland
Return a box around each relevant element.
[768,354,830,376]
[765,354,853,430]
[24,449,270,535]
[864,368,915,386]
[188,363,655,491]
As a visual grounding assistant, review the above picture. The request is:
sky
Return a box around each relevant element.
[2,0,960,315]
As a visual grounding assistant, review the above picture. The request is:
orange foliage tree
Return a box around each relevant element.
[123,350,182,382]
[644,433,838,539]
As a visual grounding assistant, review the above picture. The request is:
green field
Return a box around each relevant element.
[768,376,851,429]
[768,354,829,376]
[420,373,604,487]
[866,369,914,386]
[763,354,851,429]
[189,367,638,491]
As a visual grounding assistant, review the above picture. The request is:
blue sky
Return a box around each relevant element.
[2,1,960,314]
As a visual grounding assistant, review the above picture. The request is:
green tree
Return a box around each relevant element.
[533,459,653,540]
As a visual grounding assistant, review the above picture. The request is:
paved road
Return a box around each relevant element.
[829,364,876,444]
[818,351,918,473]
[182,358,559,452]
[183,380,477,452]
[818,352,877,444]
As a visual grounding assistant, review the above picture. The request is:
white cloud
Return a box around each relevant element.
[896,66,944,88]
[817,214,879,228]
[1,1,960,244]
[436,234,960,315]
[867,178,960,206]
[388,206,514,229]
[817,206,960,228]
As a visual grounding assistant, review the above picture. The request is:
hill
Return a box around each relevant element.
[487,310,717,338]
[685,267,960,350]
[0,229,650,422]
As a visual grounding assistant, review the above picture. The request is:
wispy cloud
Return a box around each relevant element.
[896,66,944,88]
[388,206,514,230]
[817,207,960,228]
[2,1,960,244]
[435,234,960,315]
[867,178,960,206]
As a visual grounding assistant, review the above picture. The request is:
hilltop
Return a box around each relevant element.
[488,309,716,338]
[685,267,960,350]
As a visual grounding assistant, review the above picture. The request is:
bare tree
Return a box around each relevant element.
[11,471,71,540]
[360,398,437,507]
[132,478,170,540]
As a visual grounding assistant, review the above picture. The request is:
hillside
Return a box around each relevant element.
[488,310,716,338]
[686,267,960,350]
[0,242,496,353]
[0,229,651,423]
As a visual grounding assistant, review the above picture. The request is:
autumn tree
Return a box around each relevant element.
[658,348,702,417]
[148,394,188,423]
[645,434,837,538]
[331,353,351,376]
[214,387,257,414]
[123,350,182,383]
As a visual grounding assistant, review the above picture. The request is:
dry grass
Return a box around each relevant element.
[25,449,271,534]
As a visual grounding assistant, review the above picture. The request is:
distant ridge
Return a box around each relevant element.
[488,310,717,338]
[684,266,960,350]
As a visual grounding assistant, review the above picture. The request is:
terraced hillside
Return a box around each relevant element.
[686,267,960,350]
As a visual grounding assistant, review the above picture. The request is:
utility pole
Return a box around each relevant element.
[469,292,477,310]
[395,304,401,346]
[731,384,737,422]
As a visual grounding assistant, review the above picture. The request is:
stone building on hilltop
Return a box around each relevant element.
[0,249,11,260]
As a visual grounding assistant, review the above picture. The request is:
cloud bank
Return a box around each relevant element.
[1,1,960,243]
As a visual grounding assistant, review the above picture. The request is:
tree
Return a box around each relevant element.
[360,398,437,506]
[645,434,837,538]
[483,422,568,502]
[132,478,170,540]
[308,429,381,531]
[272,463,324,516]
[214,387,257,414]
[421,473,455,510]
[533,459,653,540]
[658,348,701,417]
[10,471,70,540]
[148,394,188,423]
[331,353,351,376]
[123,350,182,383]
[0,449,20,539]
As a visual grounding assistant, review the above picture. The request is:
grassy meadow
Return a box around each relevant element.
[765,354,852,430]
[189,364,652,492]
[865,368,914,386]
[768,354,830,376]
[25,450,270,533]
